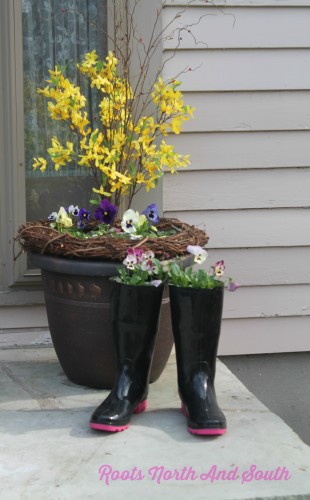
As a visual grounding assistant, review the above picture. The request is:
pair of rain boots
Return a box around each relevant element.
[89,282,226,435]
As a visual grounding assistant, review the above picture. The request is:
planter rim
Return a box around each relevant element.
[110,277,165,288]
[168,283,224,291]
[29,251,121,276]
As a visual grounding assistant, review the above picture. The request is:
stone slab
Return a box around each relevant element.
[0,348,310,500]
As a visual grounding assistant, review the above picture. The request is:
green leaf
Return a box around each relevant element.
[56,64,67,74]
[96,61,104,72]
[101,173,107,186]
[129,162,136,177]
[91,131,98,144]
[50,76,60,86]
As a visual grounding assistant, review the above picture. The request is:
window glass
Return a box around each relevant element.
[22,0,107,221]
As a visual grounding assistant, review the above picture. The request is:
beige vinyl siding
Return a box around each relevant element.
[164,50,310,91]
[181,91,310,133]
[167,1,310,6]
[162,2,310,354]
[206,248,310,286]
[0,306,48,330]
[220,317,310,355]
[224,285,310,318]
[168,209,310,248]
[165,169,310,208]
[164,7,310,49]
[165,132,310,169]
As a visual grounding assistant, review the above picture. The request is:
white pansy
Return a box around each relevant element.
[48,211,58,221]
[121,209,139,233]
[142,250,155,261]
[187,245,208,264]
[68,205,79,216]
[123,254,137,270]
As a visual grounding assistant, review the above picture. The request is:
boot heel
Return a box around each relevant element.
[181,402,187,417]
[134,399,147,414]
[181,402,226,435]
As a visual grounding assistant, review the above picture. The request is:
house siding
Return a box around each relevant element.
[162,1,310,354]
[1,0,310,350]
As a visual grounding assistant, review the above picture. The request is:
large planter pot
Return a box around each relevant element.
[29,252,174,389]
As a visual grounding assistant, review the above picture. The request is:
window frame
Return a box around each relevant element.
[0,0,28,294]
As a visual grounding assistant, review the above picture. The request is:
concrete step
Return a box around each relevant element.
[0,347,310,500]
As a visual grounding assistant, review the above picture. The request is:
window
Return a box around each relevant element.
[23,0,107,222]
[0,0,107,292]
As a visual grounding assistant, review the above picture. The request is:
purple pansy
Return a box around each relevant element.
[94,199,118,225]
[74,208,90,230]
[142,203,160,225]
[78,208,90,221]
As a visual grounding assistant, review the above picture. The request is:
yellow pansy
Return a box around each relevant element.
[56,207,73,228]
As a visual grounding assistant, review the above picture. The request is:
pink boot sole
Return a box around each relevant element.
[188,427,227,436]
[89,400,147,432]
[181,403,227,436]
[89,422,129,432]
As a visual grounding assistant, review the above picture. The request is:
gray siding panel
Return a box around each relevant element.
[163,3,310,353]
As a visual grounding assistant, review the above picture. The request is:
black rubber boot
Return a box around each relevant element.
[89,281,164,432]
[169,285,227,435]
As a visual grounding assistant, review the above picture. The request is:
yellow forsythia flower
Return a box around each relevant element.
[34,50,194,203]
[33,157,47,172]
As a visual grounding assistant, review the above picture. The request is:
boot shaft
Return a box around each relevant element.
[111,280,164,363]
[169,285,224,380]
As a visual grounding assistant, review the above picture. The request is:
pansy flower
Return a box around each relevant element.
[142,250,155,261]
[56,207,73,228]
[94,199,117,225]
[78,208,90,221]
[187,245,208,264]
[214,260,225,277]
[121,209,139,233]
[142,203,160,225]
[123,254,138,270]
[48,211,58,221]
[141,251,156,272]
[127,247,143,263]
[68,205,79,216]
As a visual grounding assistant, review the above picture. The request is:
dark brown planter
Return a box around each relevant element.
[29,252,174,389]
